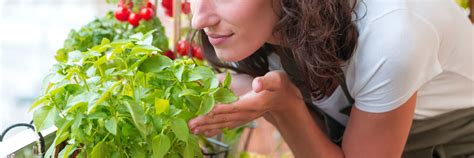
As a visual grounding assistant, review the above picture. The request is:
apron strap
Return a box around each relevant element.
[337,72,355,116]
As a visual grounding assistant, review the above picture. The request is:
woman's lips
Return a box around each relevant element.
[207,33,234,46]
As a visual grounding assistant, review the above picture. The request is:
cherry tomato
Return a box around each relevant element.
[146,1,155,9]
[162,0,172,10]
[182,2,191,14]
[192,46,204,60]
[114,6,130,22]
[162,0,173,17]
[140,8,154,21]
[128,12,141,27]
[163,50,176,60]
[177,40,191,56]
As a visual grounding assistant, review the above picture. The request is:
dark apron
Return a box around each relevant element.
[277,53,474,158]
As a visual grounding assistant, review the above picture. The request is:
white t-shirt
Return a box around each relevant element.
[268,0,474,125]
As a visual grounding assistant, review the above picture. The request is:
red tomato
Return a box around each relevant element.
[165,9,173,17]
[140,8,154,21]
[182,2,191,14]
[161,0,172,10]
[128,13,141,27]
[146,1,155,9]
[192,46,204,60]
[177,40,191,56]
[162,0,173,17]
[163,50,176,60]
[114,6,130,22]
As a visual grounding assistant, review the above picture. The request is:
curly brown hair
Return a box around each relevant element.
[198,0,360,100]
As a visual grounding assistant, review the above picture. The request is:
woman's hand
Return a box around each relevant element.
[188,71,303,136]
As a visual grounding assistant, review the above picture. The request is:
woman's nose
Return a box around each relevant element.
[191,0,219,30]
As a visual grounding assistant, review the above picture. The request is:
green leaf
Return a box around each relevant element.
[88,81,121,113]
[170,119,189,142]
[105,117,118,135]
[138,55,172,73]
[152,134,171,158]
[183,143,194,158]
[178,89,199,97]
[174,64,185,81]
[223,72,232,88]
[131,45,161,55]
[130,32,144,41]
[67,51,83,63]
[188,66,215,81]
[155,98,170,115]
[101,38,110,45]
[131,146,146,158]
[58,144,76,158]
[29,96,48,112]
[209,77,219,89]
[197,95,215,115]
[65,92,90,113]
[71,113,83,129]
[137,34,153,45]
[86,66,97,77]
[88,112,107,119]
[186,135,203,158]
[213,88,238,104]
[55,49,68,63]
[91,141,108,158]
[50,73,66,84]
[54,131,70,146]
[64,84,82,95]
[33,106,57,131]
[123,98,147,138]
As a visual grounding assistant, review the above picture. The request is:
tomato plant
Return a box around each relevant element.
[55,11,168,60]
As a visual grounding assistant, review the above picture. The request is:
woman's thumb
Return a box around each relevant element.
[252,71,286,93]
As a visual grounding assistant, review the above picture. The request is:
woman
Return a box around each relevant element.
[187,0,474,157]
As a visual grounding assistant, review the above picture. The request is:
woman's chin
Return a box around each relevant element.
[215,50,246,62]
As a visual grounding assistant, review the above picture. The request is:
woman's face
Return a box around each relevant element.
[190,0,280,62]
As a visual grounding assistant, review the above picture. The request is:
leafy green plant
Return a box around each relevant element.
[30,30,238,157]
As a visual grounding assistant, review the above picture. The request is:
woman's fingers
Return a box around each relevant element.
[192,121,245,134]
[207,104,240,116]
[188,113,244,129]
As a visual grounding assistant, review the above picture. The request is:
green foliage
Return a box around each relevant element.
[55,11,168,63]
[31,31,238,157]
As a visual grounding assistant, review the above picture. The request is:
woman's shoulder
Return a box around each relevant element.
[356,0,469,32]
[353,0,473,80]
